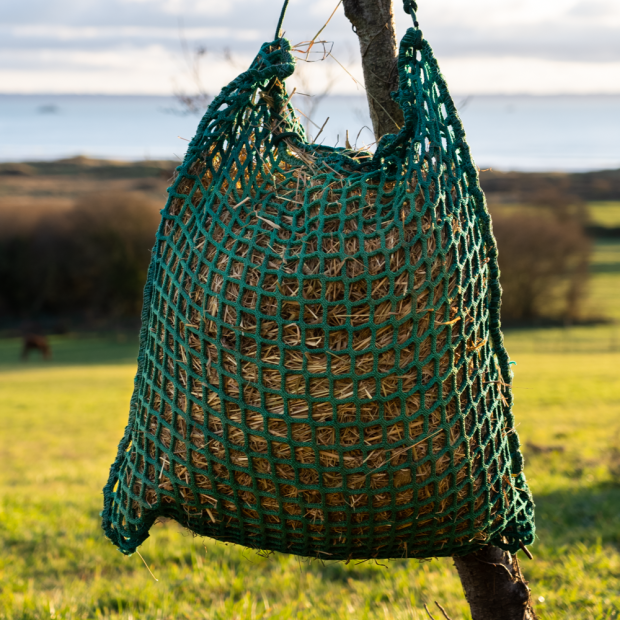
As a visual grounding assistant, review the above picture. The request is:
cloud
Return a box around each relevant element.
[1,0,620,94]
[5,25,260,45]
[568,1,616,18]
[0,45,246,94]
[439,56,620,95]
[421,22,620,63]
[123,0,232,15]
[411,0,620,63]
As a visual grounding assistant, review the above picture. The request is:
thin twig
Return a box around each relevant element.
[313,116,330,142]
[435,317,461,326]
[355,125,372,148]
[328,51,402,131]
[136,550,159,582]
[276,195,304,206]
[282,87,297,109]
[435,602,454,620]
[305,0,343,60]
[159,455,168,479]
[362,428,443,469]
[292,40,334,62]
[256,215,281,230]
[232,197,250,209]
[271,106,294,134]
[424,604,437,619]
[295,107,323,130]
[519,540,534,560]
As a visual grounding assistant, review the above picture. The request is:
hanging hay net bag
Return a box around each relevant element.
[102,1,535,560]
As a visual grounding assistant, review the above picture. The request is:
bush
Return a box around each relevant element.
[0,192,160,325]
[0,188,594,329]
[492,212,591,324]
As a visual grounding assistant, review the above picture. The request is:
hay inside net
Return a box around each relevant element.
[102,25,535,560]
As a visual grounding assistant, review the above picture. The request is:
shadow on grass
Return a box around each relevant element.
[591,263,620,274]
[534,483,620,550]
[0,334,140,370]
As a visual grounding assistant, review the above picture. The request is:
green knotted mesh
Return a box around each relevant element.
[102,6,535,561]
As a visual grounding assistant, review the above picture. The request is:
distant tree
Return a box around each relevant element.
[0,192,159,326]
[493,212,591,325]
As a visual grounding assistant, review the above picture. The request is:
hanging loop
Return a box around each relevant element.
[403,0,419,28]
[275,0,291,39]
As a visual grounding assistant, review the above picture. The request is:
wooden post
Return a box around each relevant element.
[341,1,538,618]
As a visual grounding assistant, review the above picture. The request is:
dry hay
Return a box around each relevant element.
[117,131,516,560]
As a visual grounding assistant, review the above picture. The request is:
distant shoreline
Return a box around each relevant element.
[1,156,618,195]
[2,156,618,177]
[2,95,619,172]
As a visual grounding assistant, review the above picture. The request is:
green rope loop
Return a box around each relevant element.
[275,0,291,39]
[403,0,419,27]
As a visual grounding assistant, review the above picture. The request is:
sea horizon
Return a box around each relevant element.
[1,93,619,172]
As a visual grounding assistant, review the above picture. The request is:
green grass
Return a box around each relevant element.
[2,239,620,619]
[588,202,620,228]
[0,334,139,370]
[2,333,620,620]
[488,200,620,229]
[592,240,620,270]
[587,239,620,325]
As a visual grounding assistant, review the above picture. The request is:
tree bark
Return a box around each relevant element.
[342,2,538,619]
[454,547,537,620]
[342,0,404,141]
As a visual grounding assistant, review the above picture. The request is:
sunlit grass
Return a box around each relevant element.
[588,202,620,228]
[0,334,139,370]
[588,239,620,324]
[0,363,468,620]
[1,239,618,619]
[489,201,620,229]
[1,331,620,619]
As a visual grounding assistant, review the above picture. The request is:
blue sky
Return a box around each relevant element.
[1,0,620,94]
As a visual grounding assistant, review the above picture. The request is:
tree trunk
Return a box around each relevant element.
[342,0,404,141]
[454,547,537,620]
[341,1,538,618]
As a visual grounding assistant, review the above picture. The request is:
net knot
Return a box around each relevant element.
[251,39,296,83]
[403,27,424,51]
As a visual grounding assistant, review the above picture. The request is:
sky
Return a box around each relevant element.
[2,0,620,96]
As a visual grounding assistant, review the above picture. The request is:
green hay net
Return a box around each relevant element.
[103,1,535,560]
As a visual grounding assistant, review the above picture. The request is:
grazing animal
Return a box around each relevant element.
[21,334,51,361]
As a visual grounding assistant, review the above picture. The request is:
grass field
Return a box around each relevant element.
[589,202,620,228]
[2,240,620,620]
[488,201,620,229]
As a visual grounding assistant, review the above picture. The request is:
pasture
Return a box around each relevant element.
[1,235,619,619]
